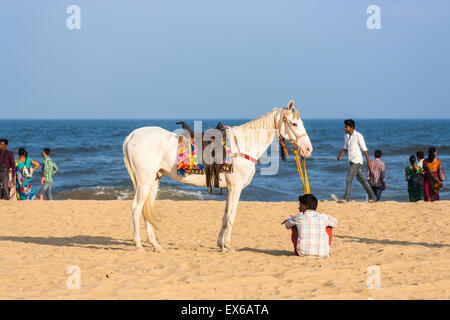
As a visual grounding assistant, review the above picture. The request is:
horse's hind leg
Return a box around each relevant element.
[143,178,164,252]
[132,184,150,250]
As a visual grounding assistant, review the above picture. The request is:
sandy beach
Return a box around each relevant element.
[0,199,448,299]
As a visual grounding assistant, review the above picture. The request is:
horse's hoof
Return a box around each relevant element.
[154,246,165,253]
[219,245,234,253]
[224,245,235,252]
[136,246,145,252]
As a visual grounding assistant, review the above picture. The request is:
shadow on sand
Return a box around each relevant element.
[237,234,449,257]
[237,247,294,256]
[335,235,449,248]
[0,235,134,251]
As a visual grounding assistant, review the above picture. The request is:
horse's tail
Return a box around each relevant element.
[143,196,159,231]
[123,133,160,230]
[123,133,137,189]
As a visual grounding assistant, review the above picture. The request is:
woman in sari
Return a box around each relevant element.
[15,148,40,200]
[422,147,443,202]
[405,155,423,202]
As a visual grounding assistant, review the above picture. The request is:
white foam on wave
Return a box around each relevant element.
[56,185,215,201]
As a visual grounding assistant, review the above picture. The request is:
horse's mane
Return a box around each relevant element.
[235,105,299,134]
[229,104,300,156]
[230,108,280,155]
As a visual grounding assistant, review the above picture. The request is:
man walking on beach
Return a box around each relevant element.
[337,119,377,202]
[39,148,59,200]
[0,139,16,200]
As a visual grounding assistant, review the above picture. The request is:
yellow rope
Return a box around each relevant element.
[293,150,306,193]
[293,150,310,194]
[303,157,310,194]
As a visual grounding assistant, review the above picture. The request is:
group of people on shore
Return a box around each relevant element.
[405,148,444,202]
[0,139,59,201]
[336,119,445,203]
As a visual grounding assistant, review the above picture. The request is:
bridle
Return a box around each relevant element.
[275,108,308,151]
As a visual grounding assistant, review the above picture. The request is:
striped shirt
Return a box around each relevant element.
[42,156,59,183]
[285,210,338,258]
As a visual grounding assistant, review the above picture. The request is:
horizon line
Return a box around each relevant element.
[1,117,450,120]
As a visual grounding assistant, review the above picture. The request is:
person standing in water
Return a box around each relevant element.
[39,148,59,200]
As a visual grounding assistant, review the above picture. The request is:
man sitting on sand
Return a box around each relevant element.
[283,194,338,258]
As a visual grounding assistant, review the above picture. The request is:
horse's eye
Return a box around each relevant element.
[292,123,298,127]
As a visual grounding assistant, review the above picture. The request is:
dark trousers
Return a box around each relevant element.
[0,171,10,200]
[371,186,383,201]
[344,162,377,201]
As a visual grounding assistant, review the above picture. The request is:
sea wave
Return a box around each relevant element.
[54,186,214,201]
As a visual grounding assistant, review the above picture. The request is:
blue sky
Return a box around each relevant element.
[1,1,449,119]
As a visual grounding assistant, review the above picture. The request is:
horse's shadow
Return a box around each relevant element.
[0,235,134,251]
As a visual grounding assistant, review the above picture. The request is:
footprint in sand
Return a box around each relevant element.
[273,272,285,279]
[322,280,336,287]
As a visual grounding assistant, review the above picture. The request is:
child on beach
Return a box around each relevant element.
[39,148,59,200]
[367,149,386,201]
[282,194,338,258]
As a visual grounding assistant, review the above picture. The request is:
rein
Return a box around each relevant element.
[293,149,310,194]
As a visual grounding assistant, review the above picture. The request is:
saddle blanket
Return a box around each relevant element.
[176,127,233,176]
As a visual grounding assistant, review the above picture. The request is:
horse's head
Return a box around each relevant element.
[277,100,313,158]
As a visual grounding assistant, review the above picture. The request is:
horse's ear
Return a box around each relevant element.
[287,99,299,120]
[288,99,294,109]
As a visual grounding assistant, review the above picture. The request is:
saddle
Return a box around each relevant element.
[176,121,232,194]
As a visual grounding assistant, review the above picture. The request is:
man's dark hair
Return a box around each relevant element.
[344,119,355,128]
[374,150,382,158]
[43,148,51,156]
[298,194,318,211]
[0,139,8,145]
[416,151,424,160]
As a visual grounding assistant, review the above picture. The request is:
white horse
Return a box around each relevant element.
[123,100,313,252]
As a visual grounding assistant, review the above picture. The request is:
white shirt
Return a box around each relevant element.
[343,130,368,165]
[417,159,424,168]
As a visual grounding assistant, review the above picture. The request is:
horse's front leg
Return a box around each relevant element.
[217,186,242,252]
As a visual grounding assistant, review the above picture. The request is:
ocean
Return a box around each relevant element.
[1,119,448,202]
